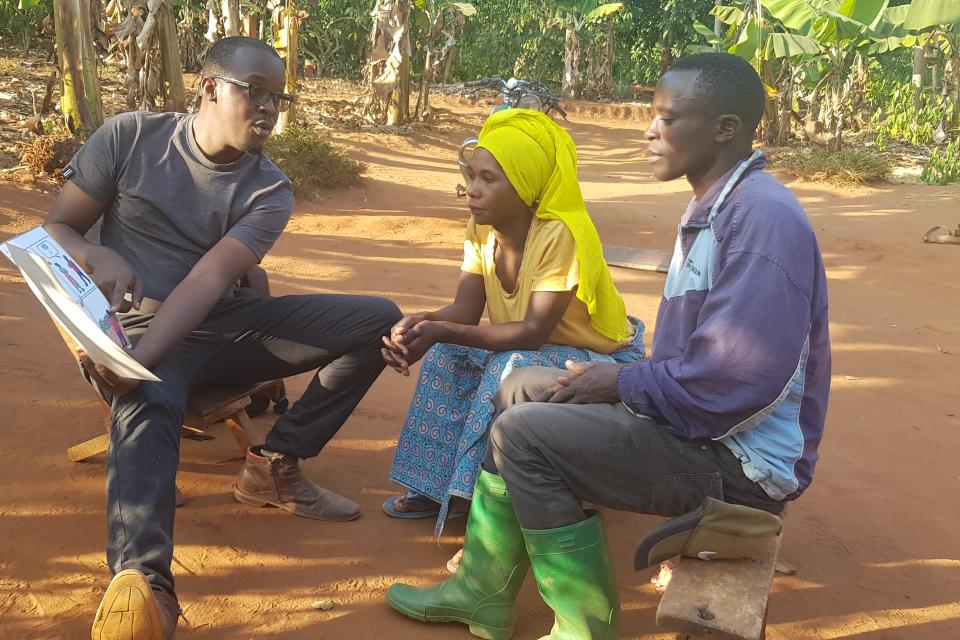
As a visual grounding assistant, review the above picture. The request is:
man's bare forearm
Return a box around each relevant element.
[43,221,103,272]
[131,275,227,368]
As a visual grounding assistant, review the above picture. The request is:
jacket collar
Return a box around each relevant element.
[681,151,768,228]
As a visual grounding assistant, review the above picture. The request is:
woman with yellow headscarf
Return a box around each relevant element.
[381,109,644,533]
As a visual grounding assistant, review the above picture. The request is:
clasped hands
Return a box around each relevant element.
[534,359,624,404]
[381,314,439,376]
[381,314,624,405]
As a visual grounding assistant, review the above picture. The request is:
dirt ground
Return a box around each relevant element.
[1,90,960,639]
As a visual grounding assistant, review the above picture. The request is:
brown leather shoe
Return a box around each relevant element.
[91,570,180,640]
[233,446,360,521]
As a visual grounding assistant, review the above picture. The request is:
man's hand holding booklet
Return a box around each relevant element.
[1,226,159,382]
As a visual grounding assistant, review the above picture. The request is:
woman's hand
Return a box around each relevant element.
[396,320,446,368]
[391,314,428,345]
[381,336,410,376]
[381,314,429,376]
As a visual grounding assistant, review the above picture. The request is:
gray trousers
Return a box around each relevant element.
[484,367,784,530]
[92,293,400,595]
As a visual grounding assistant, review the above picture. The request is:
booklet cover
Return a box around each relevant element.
[1,226,159,381]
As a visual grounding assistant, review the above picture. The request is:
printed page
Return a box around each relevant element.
[1,229,158,381]
[1,226,132,349]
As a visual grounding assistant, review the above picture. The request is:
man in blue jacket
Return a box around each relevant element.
[385,52,830,640]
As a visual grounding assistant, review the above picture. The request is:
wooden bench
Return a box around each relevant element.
[654,531,783,640]
[603,244,672,273]
[67,379,284,462]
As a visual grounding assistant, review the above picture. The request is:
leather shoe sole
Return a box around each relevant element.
[233,485,361,522]
[91,569,164,640]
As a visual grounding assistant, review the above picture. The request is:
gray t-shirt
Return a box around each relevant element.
[65,111,293,301]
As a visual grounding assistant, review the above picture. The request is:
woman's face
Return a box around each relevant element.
[463,148,531,227]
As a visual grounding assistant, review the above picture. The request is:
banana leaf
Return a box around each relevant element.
[765,31,822,58]
[903,0,960,30]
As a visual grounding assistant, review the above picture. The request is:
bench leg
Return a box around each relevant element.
[67,433,111,462]
[223,410,257,457]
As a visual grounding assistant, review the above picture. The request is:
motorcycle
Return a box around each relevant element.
[456,76,566,197]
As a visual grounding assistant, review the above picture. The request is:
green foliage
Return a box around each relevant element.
[265,125,365,198]
[872,81,953,149]
[0,0,50,50]
[776,149,890,185]
[453,0,564,85]
[299,0,371,81]
[624,0,714,86]
[921,140,960,185]
[903,0,960,31]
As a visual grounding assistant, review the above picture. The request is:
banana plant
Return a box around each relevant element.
[412,0,476,120]
[554,0,623,98]
[699,0,889,149]
[898,0,960,128]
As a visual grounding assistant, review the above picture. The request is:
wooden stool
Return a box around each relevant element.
[67,379,285,462]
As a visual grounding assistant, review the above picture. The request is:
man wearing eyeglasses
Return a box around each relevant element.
[43,36,401,639]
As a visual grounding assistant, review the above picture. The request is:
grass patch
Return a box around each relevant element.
[775,149,890,186]
[266,124,365,198]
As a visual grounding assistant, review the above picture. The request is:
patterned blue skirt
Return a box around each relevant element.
[389,319,645,535]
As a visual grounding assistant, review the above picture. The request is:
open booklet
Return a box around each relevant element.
[1,226,159,381]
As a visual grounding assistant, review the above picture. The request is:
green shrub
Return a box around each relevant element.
[776,149,890,186]
[872,81,953,150]
[266,124,365,198]
[921,140,960,185]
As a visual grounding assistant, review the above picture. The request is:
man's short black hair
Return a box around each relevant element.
[665,52,765,135]
[200,36,282,77]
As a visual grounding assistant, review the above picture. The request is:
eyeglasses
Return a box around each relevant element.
[212,76,295,112]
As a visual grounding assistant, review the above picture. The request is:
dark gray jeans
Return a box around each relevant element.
[484,366,784,530]
[91,293,400,595]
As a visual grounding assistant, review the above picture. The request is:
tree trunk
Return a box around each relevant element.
[389,41,410,125]
[243,15,258,38]
[54,0,104,134]
[601,19,614,96]
[659,34,673,75]
[776,64,792,144]
[415,47,434,119]
[761,59,779,144]
[274,0,298,133]
[913,45,925,107]
[950,36,960,128]
[258,0,267,40]
[562,16,579,99]
[415,10,445,121]
[364,0,411,125]
[442,42,455,83]
[204,0,220,43]
[222,0,240,36]
[157,0,186,112]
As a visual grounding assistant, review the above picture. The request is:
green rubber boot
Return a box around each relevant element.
[386,470,529,639]
[522,512,620,640]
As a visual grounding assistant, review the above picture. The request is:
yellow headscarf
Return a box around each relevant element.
[476,109,630,342]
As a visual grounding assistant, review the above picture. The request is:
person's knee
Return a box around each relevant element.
[115,382,185,422]
[494,366,558,412]
[369,296,402,333]
[490,404,541,463]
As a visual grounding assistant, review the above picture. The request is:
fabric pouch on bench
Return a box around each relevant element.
[635,497,783,570]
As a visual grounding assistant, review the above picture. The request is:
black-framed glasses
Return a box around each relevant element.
[213,76,295,112]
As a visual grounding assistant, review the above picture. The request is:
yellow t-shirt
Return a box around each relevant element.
[461,217,632,354]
